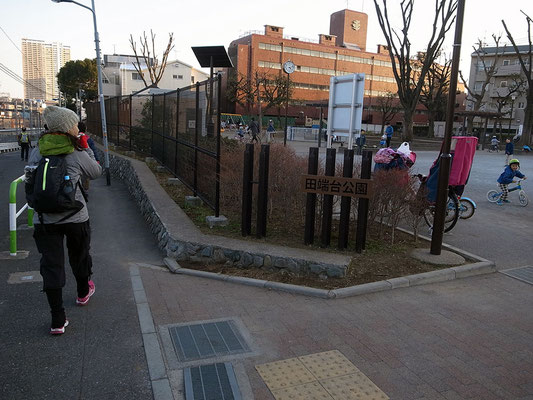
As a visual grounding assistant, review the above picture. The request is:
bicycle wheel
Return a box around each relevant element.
[423,193,460,233]
[459,198,475,219]
[486,190,500,203]
[519,191,528,207]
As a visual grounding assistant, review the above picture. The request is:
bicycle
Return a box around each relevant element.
[423,190,460,233]
[458,196,476,219]
[487,180,528,206]
[417,175,460,233]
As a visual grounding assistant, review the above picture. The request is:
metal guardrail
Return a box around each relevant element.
[9,174,33,256]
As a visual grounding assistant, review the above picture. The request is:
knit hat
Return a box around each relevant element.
[43,106,79,133]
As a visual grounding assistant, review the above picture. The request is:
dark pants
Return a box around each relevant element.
[34,221,93,327]
[386,136,392,148]
[20,143,30,161]
[33,221,92,294]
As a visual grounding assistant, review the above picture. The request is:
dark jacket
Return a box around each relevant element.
[497,165,525,185]
[249,120,259,135]
[505,142,514,155]
[28,133,102,224]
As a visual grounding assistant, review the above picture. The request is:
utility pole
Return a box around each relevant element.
[430,0,466,254]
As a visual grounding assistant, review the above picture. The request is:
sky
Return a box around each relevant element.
[0,0,531,98]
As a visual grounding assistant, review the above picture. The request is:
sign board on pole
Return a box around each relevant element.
[326,73,365,149]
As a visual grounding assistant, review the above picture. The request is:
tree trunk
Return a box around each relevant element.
[466,115,474,134]
[520,94,533,146]
[428,112,436,138]
[403,111,414,142]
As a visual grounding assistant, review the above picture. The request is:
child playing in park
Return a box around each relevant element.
[496,158,527,205]
[380,133,387,148]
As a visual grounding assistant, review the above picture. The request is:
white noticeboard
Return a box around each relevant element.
[326,73,365,149]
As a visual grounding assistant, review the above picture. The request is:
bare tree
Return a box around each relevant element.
[373,0,458,141]
[490,76,526,139]
[375,91,399,135]
[129,30,174,88]
[226,70,292,131]
[502,11,533,145]
[418,53,451,138]
[459,35,505,134]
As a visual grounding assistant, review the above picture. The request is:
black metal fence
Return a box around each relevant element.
[86,76,222,215]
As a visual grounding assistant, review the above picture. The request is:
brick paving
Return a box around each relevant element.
[141,267,533,399]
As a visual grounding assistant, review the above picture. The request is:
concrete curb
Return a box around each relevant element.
[163,257,496,299]
[103,147,496,300]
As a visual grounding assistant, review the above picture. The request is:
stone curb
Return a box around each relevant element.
[97,147,351,278]
[163,257,496,300]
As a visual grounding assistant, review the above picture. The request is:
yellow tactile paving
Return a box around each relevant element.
[256,350,389,400]
[271,382,335,400]
[255,357,316,390]
[299,350,360,380]
[320,373,389,400]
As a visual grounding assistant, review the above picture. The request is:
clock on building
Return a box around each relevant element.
[283,60,295,74]
[351,20,361,31]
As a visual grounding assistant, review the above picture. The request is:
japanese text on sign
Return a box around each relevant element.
[301,175,373,198]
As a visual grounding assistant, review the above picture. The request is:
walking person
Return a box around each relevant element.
[249,117,260,144]
[385,123,393,148]
[27,106,102,335]
[18,127,32,162]
[505,138,514,165]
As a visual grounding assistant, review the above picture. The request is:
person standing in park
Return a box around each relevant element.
[505,138,514,165]
[249,117,259,144]
[18,127,32,162]
[27,106,101,335]
[266,119,276,142]
[385,123,393,148]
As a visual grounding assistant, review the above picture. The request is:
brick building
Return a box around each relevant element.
[225,9,423,127]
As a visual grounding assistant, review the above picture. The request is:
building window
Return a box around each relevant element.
[503,59,510,66]
[173,74,183,79]
[191,76,195,84]
[476,60,492,72]
[474,81,484,92]
[102,77,110,84]
[132,72,143,80]
[518,102,525,109]
[500,81,508,88]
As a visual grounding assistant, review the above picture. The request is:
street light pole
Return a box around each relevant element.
[51,0,111,185]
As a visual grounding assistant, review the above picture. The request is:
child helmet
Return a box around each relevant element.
[509,158,520,166]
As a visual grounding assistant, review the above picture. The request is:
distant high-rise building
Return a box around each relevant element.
[22,39,71,101]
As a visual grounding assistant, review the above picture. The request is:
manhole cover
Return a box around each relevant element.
[501,266,533,285]
[169,319,250,363]
[184,362,242,400]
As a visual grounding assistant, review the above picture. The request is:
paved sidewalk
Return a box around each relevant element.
[2,149,533,399]
[0,151,163,400]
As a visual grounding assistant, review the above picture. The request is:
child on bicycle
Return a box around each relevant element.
[496,158,527,205]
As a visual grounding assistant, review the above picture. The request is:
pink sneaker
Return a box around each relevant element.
[76,280,95,306]
[50,320,69,335]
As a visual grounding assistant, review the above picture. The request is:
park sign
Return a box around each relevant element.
[300,175,373,199]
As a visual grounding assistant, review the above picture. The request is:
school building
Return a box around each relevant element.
[224,9,425,128]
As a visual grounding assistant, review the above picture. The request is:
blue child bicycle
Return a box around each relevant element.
[486,180,528,206]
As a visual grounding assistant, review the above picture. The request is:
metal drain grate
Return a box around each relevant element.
[501,266,533,285]
[169,320,250,362]
[184,362,242,400]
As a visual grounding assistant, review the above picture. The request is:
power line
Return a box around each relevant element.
[0,25,53,98]
[0,62,49,98]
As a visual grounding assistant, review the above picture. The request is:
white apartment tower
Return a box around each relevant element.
[22,39,71,101]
